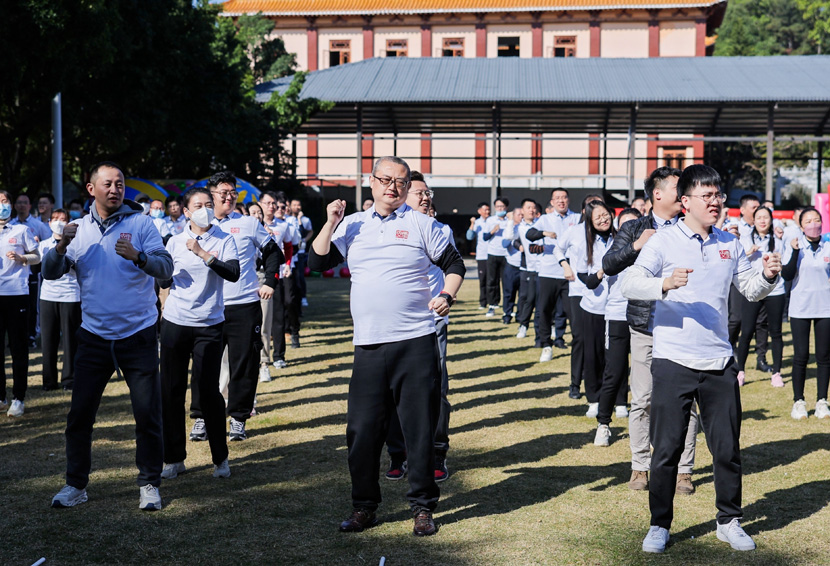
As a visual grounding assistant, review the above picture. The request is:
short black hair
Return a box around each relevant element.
[165,195,182,206]
[0,189,13,202]
[644,166,682,201]
[799,206,822,226]
[260,191,279,202]
[38,193,55,205]
[618,207,642,220]
[14,193,31,204]
[477,202,489,209]
[739,194,761,207]
[182,187,212,209]
[207,171,237,191]
[410,170,425,183]
[89,161,124,183]
[494,196,509,208]
[551,187,569,198]
[677,164,721,197]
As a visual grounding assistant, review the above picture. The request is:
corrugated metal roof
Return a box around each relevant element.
[221,0,723,16]
[256,56,830,104]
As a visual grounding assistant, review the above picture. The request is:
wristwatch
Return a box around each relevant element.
[134,251,148,268]
[438,292,455,306]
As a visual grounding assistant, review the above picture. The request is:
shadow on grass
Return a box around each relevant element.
[452,386,568,412]
[452,368,561,390]
[451,363,545,383]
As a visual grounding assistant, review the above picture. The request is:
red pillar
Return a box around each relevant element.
[362,134,373,173]
[647,133,658,174]
[307,135,318,177]
[363,26,374,60]
[421,23,432,57]
[531,133,542,174]
[307,27,318,71]
[476,23,487,57]
[590,18,600,57]
[692,134,704,164]
[588,135,600,175]
[532,22,542,58]
[695,18,706,57]
[649,19,659,57]
[421,135,432,174]
[475,133,486,175]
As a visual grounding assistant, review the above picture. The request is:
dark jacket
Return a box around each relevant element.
[602,213,658,333]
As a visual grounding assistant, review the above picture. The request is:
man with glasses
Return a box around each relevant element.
[288,198,313,308]
[310,157,465,537]
[188,172,283,442]
[622,165,781,554]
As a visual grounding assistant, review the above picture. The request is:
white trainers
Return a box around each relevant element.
[258,365,272,383]
[642,525,670,553]
[7,399,24,417]
[615,405,629,418]
[716,518,756,551]
[139,484,162,511]
[273,359,287,369]
[516,325,528,339]
[213,459,231,478]
[539,347,553,362]
[485,306,496,317]
[791,399,809,420]
[190,418,207,441]
[0,399,7,412]
[594,424,611,446]
[51,485,88,508]
[301,297,309,307]
[585,402,599,418]
[229,417,247,441]
[815,399,830,419]
[161,461,186,480]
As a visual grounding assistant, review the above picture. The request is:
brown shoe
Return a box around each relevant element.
[675,473,695,495]
[413,510,436,537]
[629,470,649,491]
[339,509,378,532]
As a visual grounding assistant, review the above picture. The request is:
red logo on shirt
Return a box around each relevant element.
[8,238,16,244]
[719,250,731,260]
[120,233,132,242]
[395,230,409,240]
[824,257,830,263]
[230,227,241,234]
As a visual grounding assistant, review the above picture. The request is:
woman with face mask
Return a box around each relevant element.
[735,206,786,388]
[781,207,830,420]
[38,209,82,391]
[0,190,41,417]
[158,187,241,480]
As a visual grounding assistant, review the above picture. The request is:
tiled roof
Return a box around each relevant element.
[221,0,725,16]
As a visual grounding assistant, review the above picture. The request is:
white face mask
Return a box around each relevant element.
[50,220,67,235]
[189,207,215,229]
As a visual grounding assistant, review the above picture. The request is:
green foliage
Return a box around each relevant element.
[0,1,326,195]
[796,0,830,53]
[715,0,814,55]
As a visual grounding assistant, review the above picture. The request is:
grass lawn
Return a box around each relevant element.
[2,272,829,565]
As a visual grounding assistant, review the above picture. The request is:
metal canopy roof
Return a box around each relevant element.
[256,56,830,135]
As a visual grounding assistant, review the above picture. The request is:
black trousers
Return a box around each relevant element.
[537,277,569,348]
[66,325,163,489]
[161,320,228,466]
[0,294,29,402]
[27,272,38,339]
[582,311,606,404]
[650,358,743,529]
[502,263,521,322]
[40,299,82,389]
[191,301,262,422]
[728,285,770,358]
[564,295,585,391]
[476,259,488,307]
[727,285,741,347]
[517,271,539,333]
[486,255,506,306]
[790,317,830,402]
[295,252,308,299]
[272,274,301,362]
[597,320,631,424]
[349,333,441,513]
[736,294,785,373]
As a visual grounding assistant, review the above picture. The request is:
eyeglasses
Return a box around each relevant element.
[409,189,434,199]
[688,192,724,204]
[372,175,409,190]
[276,205,287,210]
[211,190,238,201]
[594,214,612,222]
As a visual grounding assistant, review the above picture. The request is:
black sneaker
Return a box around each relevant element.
[385,460,408,480]
[290,334,300,349]
[553,338,567,349]
[568,386,582,400]
[756,358,773,373]
[434,458,449,483]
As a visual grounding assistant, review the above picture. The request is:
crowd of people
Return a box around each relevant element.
[1,157,828,552]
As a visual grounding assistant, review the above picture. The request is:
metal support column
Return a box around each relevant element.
[602,131,608,193]
[766,104,775,202]
[51,93,63,207]
[818,141,824,194]
[627,105,638,202]
[356,104,363,208]
[490,103,499,204]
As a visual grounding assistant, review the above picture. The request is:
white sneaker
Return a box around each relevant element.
[516,325,528,339]
[539,347,553,362]
[716,518,756,551]
[791,399,809,420]
[213,459,231,478]
[7,399,24,417]
[615,405,629,418]
[161,461,186,480]
[51,485,88,508]
[585,402,599,418]
[229,417,247,441]
[258,365,272,383]
[485,306,496,317]
[190,418,207,441]
[642,526,670,553]
[301,297,309,307]
[815,399,830,419]
[273,359,287,369]
[594,424,611,446]
[139,484,162,511]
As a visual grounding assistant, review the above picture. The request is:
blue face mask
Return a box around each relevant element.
[0,203,11,220]
[150,209,165,219]
[496,210,507,218]
[69,210,82,220]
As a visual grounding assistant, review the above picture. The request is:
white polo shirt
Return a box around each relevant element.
[38,237,80,302]
[555,222,588,297]
[0,223,38,296]
[484,216,510,257]
[471,217,489,261]
[265,217,296,268]
[213,211,271,305]
[740,233,785,296]
[516,220,540,273]
[501,221,522,268]
[331,203,454,345]
[604,267,628,322]
[164,215,187,238]
[428,222,454,324]
[785,237,830,319]
[574,233,615,316]
[10,215,51,241]
[163,225,239,327]
[630,221,774,368]
[286,214,312,253]
[535,209,580,279]
[61,211,165,340]
[152,217,170,238]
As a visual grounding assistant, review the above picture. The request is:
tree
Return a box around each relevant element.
[715,0,814,56]
[797,0,830,53]
[236,13,297,82]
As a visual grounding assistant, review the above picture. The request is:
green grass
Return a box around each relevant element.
[2,273,830,565]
